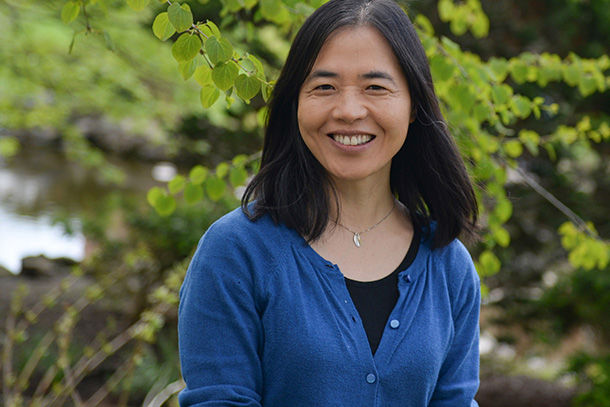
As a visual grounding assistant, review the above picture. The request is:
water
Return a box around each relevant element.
[0,205,85,273]
[0,146,162,274]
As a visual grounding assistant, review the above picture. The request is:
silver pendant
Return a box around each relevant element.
[353,233,362,248]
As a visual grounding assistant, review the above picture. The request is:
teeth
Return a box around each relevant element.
[332,134,372,146]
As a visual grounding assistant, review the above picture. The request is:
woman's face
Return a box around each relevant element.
[297,25,413,185]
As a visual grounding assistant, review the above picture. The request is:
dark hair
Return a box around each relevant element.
[242,0,478,248]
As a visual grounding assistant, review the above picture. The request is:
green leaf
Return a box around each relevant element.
[488,57,509,82]
[543,143,556,161]
[471,12,489,39]
[147,187,176,216]
[447,83,476,114]
[223,0,242,12]
[167,2,193,32]
[103,30,115,51]
[562,64,580,87]
[248,54,265,78]
[430,55,455,82]
[172,33,202,63]
[578,75,597,97]
[212,61,239,91]
[510,95,532,119]
[504,140,523,158]
[449,9,468,36]
[152,12,176,41]
[61,1,80,24]
[510,59,528,84]
[147,186,164,207]
[495,198,513,223]
[437,0,454,22]
[126,0,150,11]
[0,137,20,158]
[189,165,208,185]
[225,94,235,109]
[205,176,226,202]
[194,65,213,86]
[232,154,249,166]
[518,130,540,156]
[184,183,204,205]
[261,82,272,102]
[205,20,222,38]
[260,0,289,23]
[168,175,186,194]
[179,59,197,80]
[234,74,260,100]
[415,14,435,36]
[477,250,501,277]
[200,85,220,108]
[68,32,77,54]
[205,36,234,65]
[493,227,510,248]
[473,103,493,122]
[257,106,269,127]
[229,166,248,187]
[215,162,230,178]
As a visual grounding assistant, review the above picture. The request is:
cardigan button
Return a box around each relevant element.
[390,319,400,329]
[366,373,376,384]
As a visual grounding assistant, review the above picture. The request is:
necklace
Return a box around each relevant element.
[336,202,395,248]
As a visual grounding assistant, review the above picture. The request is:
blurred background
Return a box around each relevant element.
[0,0,608,406]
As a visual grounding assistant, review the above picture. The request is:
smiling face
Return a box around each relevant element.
[297,25,413,185]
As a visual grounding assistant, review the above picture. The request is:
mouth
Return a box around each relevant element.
[330,134,375,146]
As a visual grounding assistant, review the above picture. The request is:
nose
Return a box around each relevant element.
[330,91,368,123]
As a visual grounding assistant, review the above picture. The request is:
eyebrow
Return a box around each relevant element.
[362,71,396,84]
[307,69,397,84]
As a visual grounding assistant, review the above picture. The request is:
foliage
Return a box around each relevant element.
[0,0,208,182]
[0,190,236,406]
[2,0,610,405]
[537,264,610,343]
[134,0,610,284]
[1,264,185,407]
[569,352,610,407]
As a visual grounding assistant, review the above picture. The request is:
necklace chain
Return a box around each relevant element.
[336,202,395,248]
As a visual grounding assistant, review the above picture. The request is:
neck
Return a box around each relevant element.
[330,177,396,232]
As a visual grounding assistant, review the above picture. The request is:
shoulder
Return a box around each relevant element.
[201,206,284,249]
[190,206,291,275]
[433,239,477,274]
[436,239,480,313]
[422,223,480,303]
[183,207,290,303]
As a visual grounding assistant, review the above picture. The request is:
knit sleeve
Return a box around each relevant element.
[429,242,481,407]
[178,215,268,407]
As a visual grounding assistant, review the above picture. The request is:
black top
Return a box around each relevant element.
[345,227,421,355]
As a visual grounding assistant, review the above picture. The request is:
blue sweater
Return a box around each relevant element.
[178,208,480,406]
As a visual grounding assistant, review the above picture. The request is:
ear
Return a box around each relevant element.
[410,106,417,123]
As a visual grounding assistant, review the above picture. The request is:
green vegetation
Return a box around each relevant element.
[1,0,609,405]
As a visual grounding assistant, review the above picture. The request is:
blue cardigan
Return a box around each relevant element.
[178,208,480,407]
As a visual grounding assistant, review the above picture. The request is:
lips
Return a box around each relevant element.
[331,134,374,146]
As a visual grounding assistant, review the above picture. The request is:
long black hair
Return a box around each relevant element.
[242,0,478,248]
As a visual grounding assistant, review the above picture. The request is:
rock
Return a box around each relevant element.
[20,255,77,278]
[0,264,14,276]
[476,374,576,407]
[75,116,170,162]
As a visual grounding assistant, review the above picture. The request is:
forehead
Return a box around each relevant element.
[311,25,402,74]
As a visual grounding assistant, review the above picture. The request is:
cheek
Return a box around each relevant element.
[297,101,323,135]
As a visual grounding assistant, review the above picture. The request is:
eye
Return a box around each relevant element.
[367,84,388,91]
[314,84,335,91]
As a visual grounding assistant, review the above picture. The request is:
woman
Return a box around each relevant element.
[178,0,481,406]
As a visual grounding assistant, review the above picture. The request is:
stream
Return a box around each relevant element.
[0,146,171,274]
